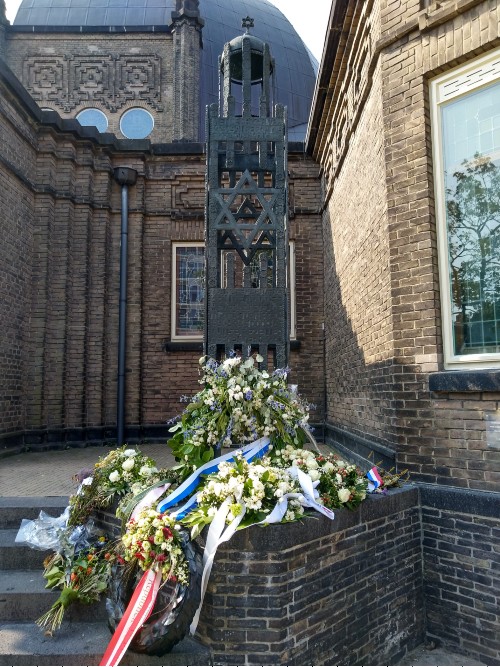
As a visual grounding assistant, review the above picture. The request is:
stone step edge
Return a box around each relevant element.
[0,622,212,666]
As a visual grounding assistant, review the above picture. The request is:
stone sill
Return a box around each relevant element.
[164,340,301,352]
[429,370,500,393]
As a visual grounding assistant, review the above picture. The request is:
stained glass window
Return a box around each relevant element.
[173,245,205,338]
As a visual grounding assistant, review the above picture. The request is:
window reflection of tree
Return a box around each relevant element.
[446,154,500,354]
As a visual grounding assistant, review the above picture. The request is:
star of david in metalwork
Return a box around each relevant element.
[213,169,279,265]
[241,16,254,32]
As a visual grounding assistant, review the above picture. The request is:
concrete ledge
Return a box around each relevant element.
[420,483,500,518]
[324,422,396,469]
[429,369,500,392]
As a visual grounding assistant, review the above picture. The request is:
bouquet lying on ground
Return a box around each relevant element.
[37,533,115,634]
[168,354,314,477]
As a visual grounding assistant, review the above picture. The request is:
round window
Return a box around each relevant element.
[120,108,154,139]
[76,108,108,133]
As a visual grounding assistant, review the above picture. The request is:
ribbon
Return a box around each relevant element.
[157,437,270,515]
[189,465,336,635]
[189,497,246,634]
[130,482,171,522]
[99,568,161,667]
[366,466,383,492]
[289,466,336,520]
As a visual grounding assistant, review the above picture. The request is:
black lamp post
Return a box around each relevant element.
[113,166,138,447]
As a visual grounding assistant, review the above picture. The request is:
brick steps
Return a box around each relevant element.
[0,498,212,666]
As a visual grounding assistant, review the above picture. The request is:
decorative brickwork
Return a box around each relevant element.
[309,0,500,486]
[7,34,173,140]
[0,63,324,447]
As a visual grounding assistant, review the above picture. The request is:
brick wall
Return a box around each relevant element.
[0,64,325,448]
[0,68,37,437]
[93,483,500,665]
[421,485,500,662]
[196,487,423,665]
[310,0,500,485]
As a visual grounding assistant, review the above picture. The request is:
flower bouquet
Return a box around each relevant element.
[36,536,115,634]
[121,508,189,585]
[68,446,165,526]
[168,354,313,477]
[271,445,368,510]
[182,453,305,538]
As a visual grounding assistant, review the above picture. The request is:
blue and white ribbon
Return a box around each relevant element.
[188,462,336,634]
[157,437,271,517]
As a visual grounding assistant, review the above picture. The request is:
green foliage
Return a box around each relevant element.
[168,354,312,478]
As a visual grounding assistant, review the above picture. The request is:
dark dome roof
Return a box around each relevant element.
[13,0,317,139]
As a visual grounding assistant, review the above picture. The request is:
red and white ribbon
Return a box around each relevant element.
[130,482,171,522]
[99,568,161,667]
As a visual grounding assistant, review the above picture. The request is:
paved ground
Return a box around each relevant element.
[0,445,488,666]
[0,443,176,497]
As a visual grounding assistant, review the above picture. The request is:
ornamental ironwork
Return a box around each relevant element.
[204,19,289,368]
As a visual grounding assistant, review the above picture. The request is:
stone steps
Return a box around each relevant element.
[0,529,54,570]
[0,497,68,529]
[0,569,107,621]
[0,497,212,665]
[0,622,208,665]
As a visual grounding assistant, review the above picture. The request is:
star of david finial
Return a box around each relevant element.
[242,16,254,32]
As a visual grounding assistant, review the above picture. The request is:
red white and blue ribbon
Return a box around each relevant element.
[366,466,383,492]
[99,568,162,667]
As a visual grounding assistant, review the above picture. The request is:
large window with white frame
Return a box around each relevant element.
[171,242,296,341]
[430,49,500,368]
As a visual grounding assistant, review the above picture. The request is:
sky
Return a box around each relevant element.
[3,0,332,62]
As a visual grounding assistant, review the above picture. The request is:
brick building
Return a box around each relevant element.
[307,0,500,659]
[1,0,500,662]
[0,0,324,448]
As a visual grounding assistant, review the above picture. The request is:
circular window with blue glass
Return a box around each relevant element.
[120,108,154,139]
[76,108,108,133]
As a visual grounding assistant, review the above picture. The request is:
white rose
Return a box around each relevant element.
[82,476,93,486]
[322,462,334,473]
[109,470,120,483]
[309,469,321,482]
[338,488,351,503]
[123,449,137,457]
[122,458,135,471]
[336,473,343,485]
[140,465,153,477]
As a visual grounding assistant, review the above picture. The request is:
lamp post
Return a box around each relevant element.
[113,166,138,447]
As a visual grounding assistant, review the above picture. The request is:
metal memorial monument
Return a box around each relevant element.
[204,18,289,369]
